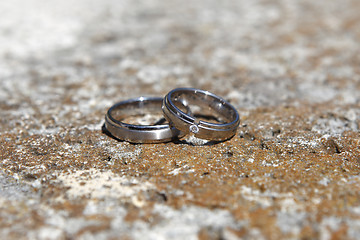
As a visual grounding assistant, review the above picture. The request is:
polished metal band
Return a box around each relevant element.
[162,88,240,141]
[105,97,183,143]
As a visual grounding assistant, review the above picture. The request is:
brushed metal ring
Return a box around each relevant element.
[162,88,240,141]
[105,97,183,143]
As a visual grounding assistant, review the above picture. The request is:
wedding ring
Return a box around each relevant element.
[162,88,240,141]
[105,97,183,143]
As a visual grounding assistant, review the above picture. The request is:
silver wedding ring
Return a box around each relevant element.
[105,88,240,143]
[162,88,240,141]
[105,97,183,143]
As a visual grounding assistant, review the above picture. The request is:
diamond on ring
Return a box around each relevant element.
[189,124,199,133]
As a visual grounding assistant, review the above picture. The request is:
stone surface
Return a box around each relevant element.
[1,0,360,239]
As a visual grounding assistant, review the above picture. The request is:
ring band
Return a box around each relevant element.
[162,88,240,141]
[105,97,183,143]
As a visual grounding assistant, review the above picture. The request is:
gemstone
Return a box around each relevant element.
[189,124,199,133]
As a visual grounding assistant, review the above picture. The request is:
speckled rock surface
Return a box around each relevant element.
[1,0,360,239]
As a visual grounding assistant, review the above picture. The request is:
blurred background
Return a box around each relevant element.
[1,0,359,135]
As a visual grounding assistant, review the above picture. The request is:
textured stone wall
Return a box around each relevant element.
[1,0,359,239]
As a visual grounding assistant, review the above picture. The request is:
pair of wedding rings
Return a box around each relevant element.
[105,88,240,143]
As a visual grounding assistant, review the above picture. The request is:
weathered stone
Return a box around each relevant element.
[1,0,360,239]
